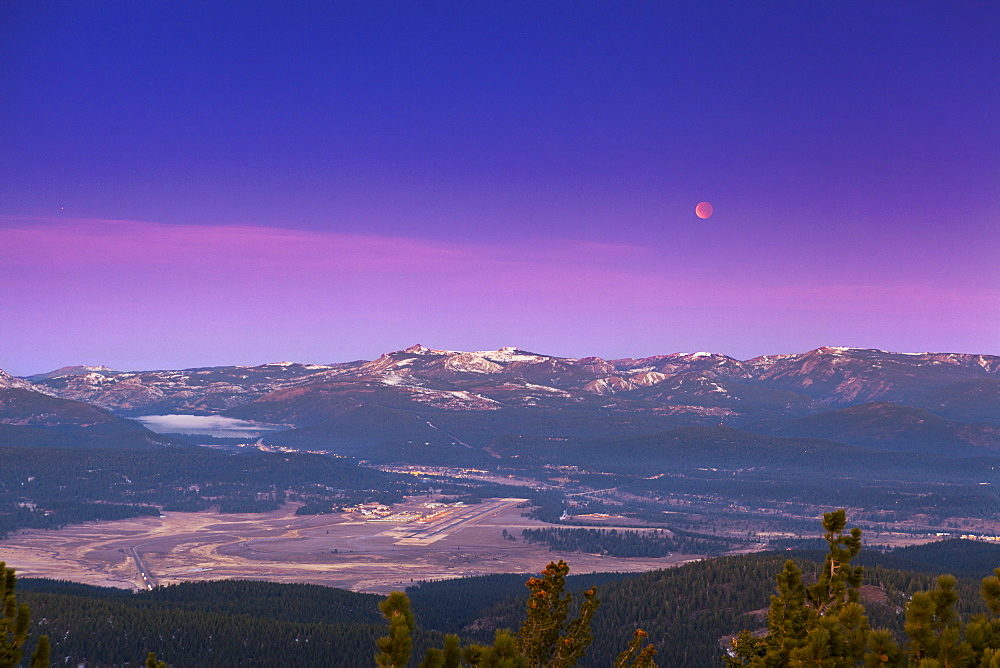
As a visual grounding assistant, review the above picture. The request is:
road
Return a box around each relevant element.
[128,544,159,590]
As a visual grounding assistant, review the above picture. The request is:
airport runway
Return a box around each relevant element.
[394,498,525,545]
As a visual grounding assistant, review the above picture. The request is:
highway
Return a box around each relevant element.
[128,544,158,590]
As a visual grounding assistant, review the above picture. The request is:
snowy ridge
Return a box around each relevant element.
[17,345,1000,417]
[0,369,47,392]
[473,346,554,364]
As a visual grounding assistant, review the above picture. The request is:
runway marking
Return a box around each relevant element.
[393,498,524,545]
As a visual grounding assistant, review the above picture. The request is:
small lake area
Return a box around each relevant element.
[134,414,289,438]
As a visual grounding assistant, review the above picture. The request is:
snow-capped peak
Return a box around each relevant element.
[474,347,551,363]
[0,369,54,394]
[0,370,30,389]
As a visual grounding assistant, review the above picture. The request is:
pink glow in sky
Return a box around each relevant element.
[1,217,994,375]
[2,4,997,374]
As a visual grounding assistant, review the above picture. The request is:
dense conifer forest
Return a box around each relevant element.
[15,579,447,668]
[0,446,414,538]
[520,527,732,557]
[5,535,1000,666]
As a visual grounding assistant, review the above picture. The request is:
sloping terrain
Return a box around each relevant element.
[10,345,997,459]
[748,402,1000,455]
[15,540,995,667]
[28,361,357,415]
[0,387,172,448]
[24,346,1000,421]
[746,347,1000,406]
[916,379,1000,425]
[221,345,998,428]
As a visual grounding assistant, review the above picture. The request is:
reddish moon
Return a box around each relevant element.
[695,202,714,219]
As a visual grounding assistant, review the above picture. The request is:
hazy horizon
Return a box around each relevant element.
[7,342,1000,379]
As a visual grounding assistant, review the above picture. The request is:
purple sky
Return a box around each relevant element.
[1,2,997,375]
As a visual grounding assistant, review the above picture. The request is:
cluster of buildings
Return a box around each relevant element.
[959,533,1000,543]
[342,500,467,523]
[343,502,394,518]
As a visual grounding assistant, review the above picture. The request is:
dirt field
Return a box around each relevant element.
[0,498,697,593]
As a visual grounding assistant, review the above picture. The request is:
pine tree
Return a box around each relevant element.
[384,560,646,668]
[376,591,416,668]
[145,651,167,668]
[902,574,972,666]
[1,561,49,668]
[453,560,601,668]
[517,561,599,667]
[418,634,461,668]
[726,512,1000,667]
[727,510,871,667]
[614,629,658,668]
[28,636,49,668]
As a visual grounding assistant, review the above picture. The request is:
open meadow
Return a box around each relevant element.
[0,497,696,593]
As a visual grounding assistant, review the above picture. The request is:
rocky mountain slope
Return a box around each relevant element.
[10,345,998,455]
[0,386,173,448]
[0,368,49,393]
[27,361,356,415]
[224,345,999,424]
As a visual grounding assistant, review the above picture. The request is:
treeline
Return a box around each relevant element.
[405,570,630,643]
[11,536,1000,666]
[406,543,1000,666]
[518,492,565,523]
[19,579,447,668]
[625,471,1000,522]
[292,486,407,516]
[0,501,160,539]
[722,510,1000,667]
[521,527,734,557]
[512,466,1000,536]
[0,445,414,535]
[885,538,1000,578]
[295,500,340,515]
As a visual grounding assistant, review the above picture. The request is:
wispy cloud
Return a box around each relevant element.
[1,216,992,314]
[1,216,994,373]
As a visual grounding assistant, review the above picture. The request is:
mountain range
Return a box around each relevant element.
[3,345,998,457]
[0,370,173,448]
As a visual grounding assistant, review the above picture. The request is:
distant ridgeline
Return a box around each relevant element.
[2,346,1000,540]
[11,538,1000,667]
[3,346,998,462]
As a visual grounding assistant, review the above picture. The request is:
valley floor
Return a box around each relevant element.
[0,499,697,593]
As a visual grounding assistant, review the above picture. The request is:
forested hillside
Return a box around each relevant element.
[0,445,413,537]
[17,579,445,668]
[520,527,733,557]
[13,538,1000,667]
